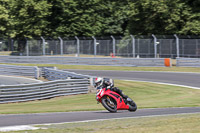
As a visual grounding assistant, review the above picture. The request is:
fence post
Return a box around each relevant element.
[152,34,157,58]
[58,37,63,55]
[34,66,40,79]
[41,37,45,55]
[111,36,116,56]
[25,38,29,56]
[75,36,80,57]
[92,36,96,57]
[174,34,180,58]
[130,35,135,58]
[11,38,14,51]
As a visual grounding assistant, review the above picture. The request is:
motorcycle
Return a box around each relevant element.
[96,87,137,113]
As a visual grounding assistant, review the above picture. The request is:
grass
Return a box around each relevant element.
[0,80,199,114]
[0,51,12,55]
[11,113,200,133]
[1,63,200,73]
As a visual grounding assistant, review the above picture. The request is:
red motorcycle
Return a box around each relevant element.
[96,87,137,113]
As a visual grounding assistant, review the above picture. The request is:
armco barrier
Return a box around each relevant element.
[0,79,89,103]
[43,68,90,80]
[176,58,200,67]
[0,56,171,67]
[0,64,39,79]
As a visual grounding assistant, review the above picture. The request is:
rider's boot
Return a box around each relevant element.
[121,93,128,99]
[120,92,128,104]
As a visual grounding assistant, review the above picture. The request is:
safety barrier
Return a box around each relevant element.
[43,68,90,80]
[0,79,89,103]
[0,64,39,79]
[0,56,171,67]
[176,58,200,67]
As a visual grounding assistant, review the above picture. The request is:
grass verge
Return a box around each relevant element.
[0,80,199,114]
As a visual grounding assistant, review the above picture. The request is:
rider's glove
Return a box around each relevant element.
[107,86,111,89]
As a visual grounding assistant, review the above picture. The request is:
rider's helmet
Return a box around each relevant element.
[94,77,103,89]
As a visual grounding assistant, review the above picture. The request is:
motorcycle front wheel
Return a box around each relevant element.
[101,96,117,113]
[127,99,137,112]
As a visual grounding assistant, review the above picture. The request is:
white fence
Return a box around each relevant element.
[176,58,200,67]
[0,79,89,103]
[0,56,170,67]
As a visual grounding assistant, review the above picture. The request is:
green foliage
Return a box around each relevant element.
[0,0,10,36]
[46,0,134,37]
[0,0,199,38]
[8,0,52,38]
[127,0,191,35]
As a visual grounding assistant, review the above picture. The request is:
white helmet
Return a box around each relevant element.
[95,77,103,88]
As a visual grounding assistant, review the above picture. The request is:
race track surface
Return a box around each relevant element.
[65,70,200,88]
[0,107,200,127]
[0,70,200,127]
[0,75,42,85]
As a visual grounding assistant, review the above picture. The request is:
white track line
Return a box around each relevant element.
[0,125,46,132]
[123,79,200,90]
[1,111,199,132]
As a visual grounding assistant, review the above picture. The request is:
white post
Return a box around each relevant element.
[34,66,40,79]
[111,36,115,56]
[152,34,157,58]
[25,38,29,56]
[41,37,45,55]
[174,34,180,58]
[58,37,63,55]
[92,36,96,57]
[130,35,135,58]
[75,36,80,57]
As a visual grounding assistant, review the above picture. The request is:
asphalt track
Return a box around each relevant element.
[0,75,42,85]
[0,70,200,127]
[0,107,200,127]
[65,69,200,88]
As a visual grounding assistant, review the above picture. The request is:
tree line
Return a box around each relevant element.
[0,0,200,39]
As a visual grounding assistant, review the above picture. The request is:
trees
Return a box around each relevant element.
[127,0,192,35]
[0,0,199,39]
[179,0,200,35]
[8,0,51,38]
[46,0,135,37]
[0,0,10,37]
[46,0,105,37]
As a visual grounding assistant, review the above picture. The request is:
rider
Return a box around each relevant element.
[95,77,128,100]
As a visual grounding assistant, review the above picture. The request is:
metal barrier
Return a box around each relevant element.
[0,79,89,103]
[0,56,170,67]
[44,68,90,80]
[0,64,39,79]
[176,58,200,67]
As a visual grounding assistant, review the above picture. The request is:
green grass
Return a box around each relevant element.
[0,80,199,114]
[0,51,12,55]
[11,113,200,133]
[1,63,200,73]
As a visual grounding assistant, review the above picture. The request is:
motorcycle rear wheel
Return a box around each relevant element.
[101,96,117,113]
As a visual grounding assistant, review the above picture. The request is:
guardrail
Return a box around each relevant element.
[0,79,89,103]
[0,64,39,79]
[43,68,90,80]
[176,58,200,67]
[0,56,171,67]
